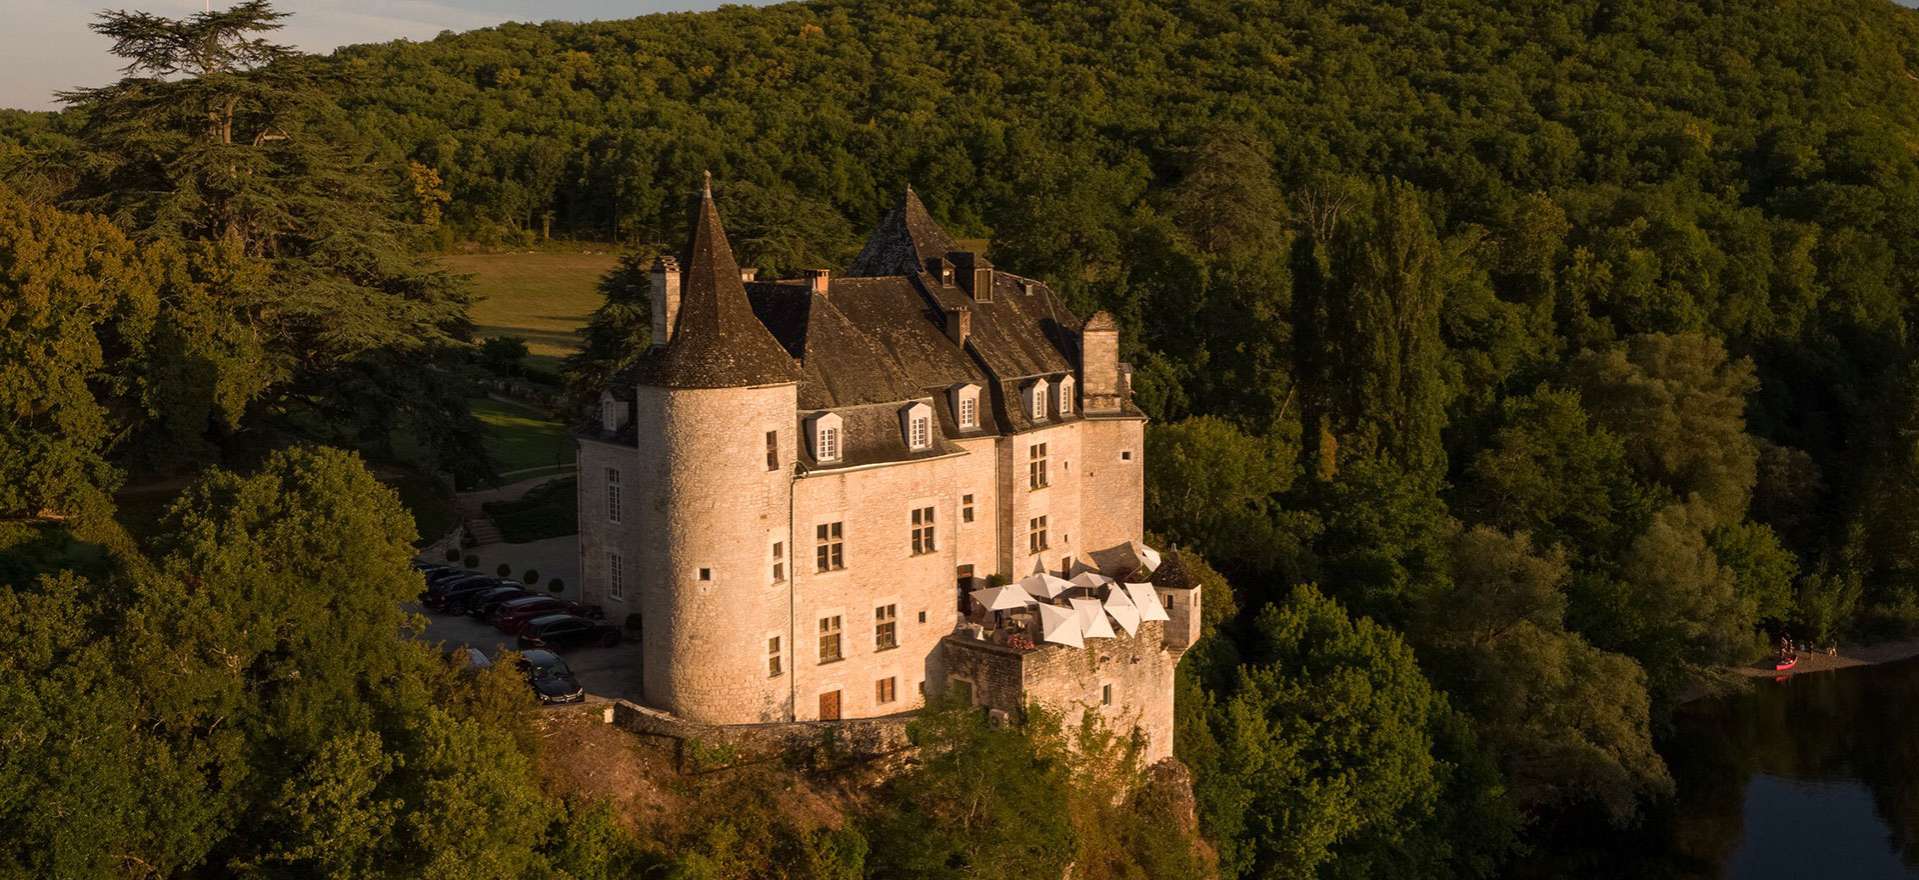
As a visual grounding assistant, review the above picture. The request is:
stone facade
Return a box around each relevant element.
[577,183,1188,755]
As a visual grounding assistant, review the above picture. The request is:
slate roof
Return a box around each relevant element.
[627,182,801,389]
[846,186,965,278]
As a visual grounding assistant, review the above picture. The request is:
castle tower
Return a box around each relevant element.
[626,177,802,723]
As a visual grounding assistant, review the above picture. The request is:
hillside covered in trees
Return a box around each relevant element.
[9,0,1919,876]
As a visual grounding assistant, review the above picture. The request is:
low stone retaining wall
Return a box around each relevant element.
[608,699,914,773]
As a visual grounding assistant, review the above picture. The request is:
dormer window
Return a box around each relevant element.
[809,412,844,463]
[1025,378,1050,422]
[951,383,981,431]
[598,392,625,433]
[1057,375,1075,416]
[900,401,934,451]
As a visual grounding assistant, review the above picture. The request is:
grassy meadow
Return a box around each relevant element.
[441,251,617,372]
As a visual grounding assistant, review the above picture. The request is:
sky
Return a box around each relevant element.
[0,0,770,111]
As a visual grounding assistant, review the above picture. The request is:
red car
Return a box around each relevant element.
[494,596,596,634]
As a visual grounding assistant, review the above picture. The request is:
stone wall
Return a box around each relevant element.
[608,699,912,772]
[938,619,1182,763]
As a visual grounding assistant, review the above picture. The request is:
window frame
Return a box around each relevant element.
[605,467,623,523]
[875,604,898,651]
[765,430,779,471]
[771,540,785,584]
[767,636,783,677]
[1028,515,1049,553]
[818,615,843,664]
[815,521,845,572]
[1028,443,1049,490]
[607,551,624,601]
[876,676,897,704]
[910,506,936,556]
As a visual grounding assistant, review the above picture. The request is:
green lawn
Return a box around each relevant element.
[470,396,575,477]
[483,477,579,544]
[441,252,617,373]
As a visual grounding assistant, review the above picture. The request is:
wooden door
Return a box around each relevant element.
[819,690,841,721]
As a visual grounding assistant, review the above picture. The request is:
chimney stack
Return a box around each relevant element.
[804,268,831,296]
[650,255,682,348]
[943,306,972,347]
[1080,311,1122,412]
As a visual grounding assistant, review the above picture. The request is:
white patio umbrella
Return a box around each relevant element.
[1134,541,1163,572]
[1127,582,1171,622]
[1069,571,1114,591]
[971,585,1037,612]
[1103,586,1141,635]
[1070,597,1116,639]
[1020,571,1074,601]
[1036,602,1084,648]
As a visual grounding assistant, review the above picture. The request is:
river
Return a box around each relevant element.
[1642,655,1919,878]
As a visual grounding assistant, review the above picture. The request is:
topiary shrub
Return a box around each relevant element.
[548,577,564,594]
[522,569,539,585]
[443,547,460,562]
[496,563,512,578]
[463,554,479,569]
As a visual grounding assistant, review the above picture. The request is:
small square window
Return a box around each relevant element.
[876,676,897,704]
[1120,450,1133,461]
[698,568,712,581]
[918,610,927,623]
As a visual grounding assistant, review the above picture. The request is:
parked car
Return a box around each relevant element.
[516,614,622,651]
[425,567,475,587]
[426,577,507,612]
[492,596,579,632]
[467,586,534,619]
[516,649,585,704]
[420,572,490,605]
[446,584,522,616]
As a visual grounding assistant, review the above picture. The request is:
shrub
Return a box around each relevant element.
[444,547,460,562]
[496,563,512,578]
[548,577,564,594]
[522,568,539,584]
[464,554,479,569]
[479,335,530,376]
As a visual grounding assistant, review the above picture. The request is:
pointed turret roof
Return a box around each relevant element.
[846,185,974,277]
[631,177,800,389]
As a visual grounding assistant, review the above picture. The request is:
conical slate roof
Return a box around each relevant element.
[632,179,801,389]
[846,185,971,277]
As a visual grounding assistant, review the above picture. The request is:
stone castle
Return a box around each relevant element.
[576,179,1198,760]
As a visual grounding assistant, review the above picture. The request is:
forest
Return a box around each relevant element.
[7,0,1919,876]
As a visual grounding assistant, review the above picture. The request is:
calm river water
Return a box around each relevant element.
[1644,655,1919,878]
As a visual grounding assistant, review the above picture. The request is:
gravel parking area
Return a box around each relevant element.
[413,603,643,703]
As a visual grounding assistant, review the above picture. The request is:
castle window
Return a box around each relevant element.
[816,522,844,572]
[1028,443,1049,490]
[818,615,843,664]
[605,468,622,523]
[698,568,711,581]
[809,413,843,463]
[1026,378,1050,422]
[900,401,933,452]
[875,604,898,650]
[771,541,785,584]
[876,676,897,704]
[1121,450,1133,461]
[962,493,975,523]
[1028,516,1049,553]
[1102,683,1113,706]
[768,636,783,677]
[1058,375,1075,416]
[911,506,936,555]
[600,399,615,431]
[765,430,779,471]
[607,551,624,601]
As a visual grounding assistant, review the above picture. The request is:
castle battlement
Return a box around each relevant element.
[576,181,1191,761]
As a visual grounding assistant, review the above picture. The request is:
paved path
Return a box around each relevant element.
[456,474,572,518]
[419,534,581,602]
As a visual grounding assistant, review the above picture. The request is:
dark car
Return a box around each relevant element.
[425,567,476,587]
[493,596,595,632]
[445,584,521,615]
[517,649,585,704]
[426,576,507,612]
[516,614,622,651]
[420,572,490,605]
[467,586,534,619]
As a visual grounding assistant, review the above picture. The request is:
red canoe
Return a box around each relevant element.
[1775,655,1799,671]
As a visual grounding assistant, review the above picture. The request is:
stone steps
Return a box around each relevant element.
[465,516,503,546]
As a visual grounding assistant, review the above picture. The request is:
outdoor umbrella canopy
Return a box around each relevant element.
[1037,602,1084,648]
[1103,587,1141,635]
[972,585,1037,611]
[1127,583,1171,622]
[1135,541,1163,572]
[1070,597,1116,639]
[1020,571,1075,601]
[1069,571,1114,591]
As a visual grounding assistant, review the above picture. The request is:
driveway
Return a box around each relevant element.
[412,603,643,703]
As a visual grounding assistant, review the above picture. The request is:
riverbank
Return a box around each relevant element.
[1732,636,1919,678]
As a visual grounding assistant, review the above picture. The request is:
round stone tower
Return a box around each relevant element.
[628,179,801,723]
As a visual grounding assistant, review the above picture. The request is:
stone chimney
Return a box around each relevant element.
[1080,311,1122,412]
[804,268,831,297]
[650,255,682,348]
[943,306,972,347]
